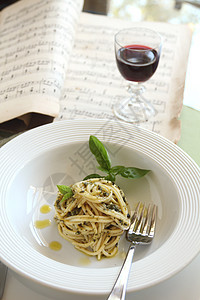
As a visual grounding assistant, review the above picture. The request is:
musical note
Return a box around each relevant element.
[0,0,82,124]
[0,0,191,143]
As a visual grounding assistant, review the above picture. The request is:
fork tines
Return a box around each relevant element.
[129,202,157,241]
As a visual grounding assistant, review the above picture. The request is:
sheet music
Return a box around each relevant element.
[57,13,192,142]
[0,0,83,123]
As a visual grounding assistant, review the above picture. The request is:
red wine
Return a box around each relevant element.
[116,44,159,82]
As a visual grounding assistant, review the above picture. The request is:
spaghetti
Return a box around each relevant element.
[54,178,131,260]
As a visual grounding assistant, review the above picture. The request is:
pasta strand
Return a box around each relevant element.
[54,178,130,260]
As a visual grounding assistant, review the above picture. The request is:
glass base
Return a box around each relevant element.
[113,97,156,123]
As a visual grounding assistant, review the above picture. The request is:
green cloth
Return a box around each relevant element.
[178,106,200,166]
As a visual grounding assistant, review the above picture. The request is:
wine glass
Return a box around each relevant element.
[114,27,162,123]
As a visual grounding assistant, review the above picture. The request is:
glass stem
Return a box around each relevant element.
[127,82,145,104]
[127,82,157,116]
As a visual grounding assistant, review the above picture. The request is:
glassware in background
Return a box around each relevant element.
[114,27,162,123]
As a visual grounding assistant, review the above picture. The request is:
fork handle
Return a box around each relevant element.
[107,243,136,300]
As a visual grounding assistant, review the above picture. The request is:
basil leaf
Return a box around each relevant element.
[97,166,110,173]
[119,167,150,179]
[83,173,103,180]
[60,192,73,203]
[57,185,73,203]
[57,185,73,195]
[89,135,111,171]
[105,173,116,182]
[110,166,125,175]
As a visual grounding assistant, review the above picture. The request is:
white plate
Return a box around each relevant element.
[0,119,200,295]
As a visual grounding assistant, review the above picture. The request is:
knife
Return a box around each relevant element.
[0,262,7,299]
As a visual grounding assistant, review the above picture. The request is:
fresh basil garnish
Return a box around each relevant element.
[89,135,111,171]
[110,166,125,175]
[104,173,116,182]
[57,185,73,203]
[117,167,149,178]
[86,136,150,182]
[83,173,103,180]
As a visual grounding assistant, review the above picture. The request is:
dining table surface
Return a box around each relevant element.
[1,0,200,299]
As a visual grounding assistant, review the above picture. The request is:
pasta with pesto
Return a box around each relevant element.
[54,178,131,260]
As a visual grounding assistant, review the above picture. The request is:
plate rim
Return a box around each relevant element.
[0,119,200,294]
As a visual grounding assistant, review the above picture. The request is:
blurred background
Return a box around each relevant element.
[1,0,200,28]
[84,0,200,25]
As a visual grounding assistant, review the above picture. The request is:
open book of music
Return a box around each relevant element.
[0,0,192,142]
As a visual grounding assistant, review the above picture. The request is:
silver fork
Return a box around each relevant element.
[107,202,157,300]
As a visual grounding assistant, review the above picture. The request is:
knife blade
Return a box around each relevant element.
[0,262,7,299]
